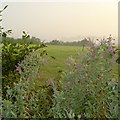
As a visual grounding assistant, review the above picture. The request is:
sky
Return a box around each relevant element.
[1,0,119,42]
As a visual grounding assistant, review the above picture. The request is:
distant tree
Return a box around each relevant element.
[48,40,61,45]
[80,38,93,46]
[30,36,41,44]
[46,38,94,46]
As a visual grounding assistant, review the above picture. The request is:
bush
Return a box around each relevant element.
[51,36,118,118]
[2,36,47,98]
[2,49,53,118]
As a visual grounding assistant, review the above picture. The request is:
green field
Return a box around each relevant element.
[39,45,86,83]
[38,45,118,85]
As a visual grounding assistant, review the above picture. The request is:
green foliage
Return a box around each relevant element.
[22,31,30,40]
[2,34,47,98]
[2,36,118,119]
[51,36,118,118]
[116,49,120,64]
[2,49,52,118]
[2,39,43,75]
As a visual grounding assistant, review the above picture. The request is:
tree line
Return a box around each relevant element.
[46,38,94,46]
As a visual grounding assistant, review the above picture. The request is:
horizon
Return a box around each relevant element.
[2,1,118,44]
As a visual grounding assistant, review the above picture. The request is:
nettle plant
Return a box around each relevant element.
[51,35,118,119]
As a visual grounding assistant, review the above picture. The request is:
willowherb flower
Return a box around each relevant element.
[15,63,23,73]
[102,51,106,58]
[76,63,82,70]
[109,60,113,65]
[65,56,76,66]
[46,79,55,87]
[109,48,116,56]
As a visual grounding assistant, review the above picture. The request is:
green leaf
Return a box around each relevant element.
[23,31,26,34]
[7,29,12,33]
[2,32,7,38]
[3,5,8,10]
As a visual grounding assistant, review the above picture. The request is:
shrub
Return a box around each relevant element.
[51,36,118,118]
[2,34,47,98]
[2,49,53,118]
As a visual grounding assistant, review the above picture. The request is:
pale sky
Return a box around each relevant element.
[2,0,119,42]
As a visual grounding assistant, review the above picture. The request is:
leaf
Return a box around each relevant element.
[2,32,7,38]
[3,5,8,10]
[43,49,46,52]
[6,30,12,34]
[7,29,12,32]
[26,35,30,39]
[50,56,56,59]
[40,44,47,48]
[23,31,26,34]
[0,27,3,29]
[58,70,62,73]
[10,111,17,118]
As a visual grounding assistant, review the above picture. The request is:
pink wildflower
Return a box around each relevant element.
[46,79,54,86]
[109,49,116,56]
[109,60,113,65]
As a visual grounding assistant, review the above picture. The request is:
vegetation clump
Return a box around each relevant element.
[1,5,119,119]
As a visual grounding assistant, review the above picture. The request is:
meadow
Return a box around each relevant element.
[39,45,118,85]
[39,45,87,83]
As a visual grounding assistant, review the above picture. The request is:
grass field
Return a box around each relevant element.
[38,45,118,85]
[38,45,87,84]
